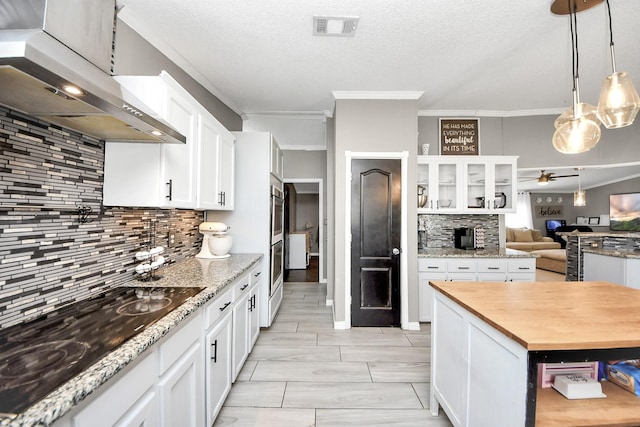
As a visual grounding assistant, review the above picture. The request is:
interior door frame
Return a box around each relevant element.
[283,178,325,283]
[344,151,409,329]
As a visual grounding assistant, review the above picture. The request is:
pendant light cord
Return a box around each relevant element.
[606,0,613,48]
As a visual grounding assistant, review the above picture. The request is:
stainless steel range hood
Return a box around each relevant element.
[0,0,185,144]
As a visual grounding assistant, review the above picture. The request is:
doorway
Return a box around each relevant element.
[350,159,401,327]
[283,179,324,283]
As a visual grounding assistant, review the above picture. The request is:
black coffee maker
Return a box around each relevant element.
[454,227,475,250]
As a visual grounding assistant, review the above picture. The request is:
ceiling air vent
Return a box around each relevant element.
[313,16,359,37]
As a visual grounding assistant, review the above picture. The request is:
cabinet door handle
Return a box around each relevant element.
[240,284,249,291]
[251,294,256,310]
[166,179,173,201]
[211,339,218,362]
[218,191,226,206]
[219,301,231,312]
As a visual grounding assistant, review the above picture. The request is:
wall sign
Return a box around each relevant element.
[439,118,479,155]
[535,205,564,218]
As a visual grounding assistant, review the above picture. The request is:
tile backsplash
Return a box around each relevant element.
[418,213,500,248]
[0,107,202,328]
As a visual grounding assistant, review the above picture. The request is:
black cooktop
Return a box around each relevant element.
[0,286,203,418]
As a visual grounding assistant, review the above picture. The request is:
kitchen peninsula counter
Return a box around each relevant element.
[1,253,262,427]
[429,280,640,426]
[418,247,536,258]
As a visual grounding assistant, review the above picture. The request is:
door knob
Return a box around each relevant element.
[392,248,400,255]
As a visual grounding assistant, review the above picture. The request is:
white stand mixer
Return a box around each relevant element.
[196,222,233,259]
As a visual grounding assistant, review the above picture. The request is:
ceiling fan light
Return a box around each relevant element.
[597,71,640,129]
[554,102,601,129]
[552,117,601,154]
[574,190,586,206]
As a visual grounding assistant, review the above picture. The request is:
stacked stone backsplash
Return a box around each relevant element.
[0,107,203,328]
[418,214,500,249]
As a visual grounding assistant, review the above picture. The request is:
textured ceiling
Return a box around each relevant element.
[116,0,640,190]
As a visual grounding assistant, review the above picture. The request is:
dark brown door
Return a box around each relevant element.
[351,159,401,327]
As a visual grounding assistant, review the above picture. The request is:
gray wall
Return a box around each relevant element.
[418,115,640,168]
[333,99,419,325]
[114,20,242,131]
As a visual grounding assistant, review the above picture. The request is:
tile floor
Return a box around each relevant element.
[213,281,453,427]
[214,269,565,426]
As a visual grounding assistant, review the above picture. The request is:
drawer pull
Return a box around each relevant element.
[458,267,470,270]
[240,284,249,291]
[488,267,500,270]
[219,301,231,312]
[427,266,439,269]
[254,271,261,277]
[518,267,530,270]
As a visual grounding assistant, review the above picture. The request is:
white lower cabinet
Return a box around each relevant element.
[158,342,204,427]
[584,252,640,288]
[418,256,536,321]
[66,352,158,427]
[232,290,250,382]
[248,282,261,351]
[205,312,232,427]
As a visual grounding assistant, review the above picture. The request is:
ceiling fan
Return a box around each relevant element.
[520,170,579,185]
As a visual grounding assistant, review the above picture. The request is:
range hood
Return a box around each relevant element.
[0,0,185,144]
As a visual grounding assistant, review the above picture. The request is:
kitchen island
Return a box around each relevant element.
[0,254,262,427]
[430,280,640,426]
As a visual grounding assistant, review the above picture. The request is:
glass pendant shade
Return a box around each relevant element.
[554,102,600,129]
[597,71,640,128]
[552,116,601,154]
[574,190,586,206]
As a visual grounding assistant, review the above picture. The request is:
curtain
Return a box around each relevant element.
[505,191,533,229]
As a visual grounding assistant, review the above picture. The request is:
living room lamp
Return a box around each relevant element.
[574,168,586,206]
[552,0,601,154]
[596,0,640,129]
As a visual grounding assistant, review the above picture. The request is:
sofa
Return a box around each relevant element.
[505,227,561,252]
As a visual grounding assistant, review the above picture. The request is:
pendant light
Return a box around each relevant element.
[552,0,601,154]
[573,168,586,206]
[596,0,640,129]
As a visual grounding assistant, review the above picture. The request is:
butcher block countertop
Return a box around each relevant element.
[429,280,640,351]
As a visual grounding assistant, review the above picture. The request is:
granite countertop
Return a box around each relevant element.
[557,231,640,238]
[582,248,640,259]
[418,247,536,258]
[2,253,262,427]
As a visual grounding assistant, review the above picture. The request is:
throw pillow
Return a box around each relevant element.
[531,229,543,242]
[513,229,533,242]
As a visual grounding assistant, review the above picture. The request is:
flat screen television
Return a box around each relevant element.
[545,219,566,231]
[610,193,640,232]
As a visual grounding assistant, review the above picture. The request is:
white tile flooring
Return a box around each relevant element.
[213,282,453,427]
[213,269,565,426]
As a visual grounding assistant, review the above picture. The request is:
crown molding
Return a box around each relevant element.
[417,108,566,117]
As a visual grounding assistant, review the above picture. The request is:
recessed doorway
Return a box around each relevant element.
[283,179,324,283]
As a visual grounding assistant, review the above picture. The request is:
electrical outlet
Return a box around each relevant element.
[169,232,175,247]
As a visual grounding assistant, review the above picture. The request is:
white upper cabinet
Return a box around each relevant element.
[103,71,235,210]
[463,156,517,213]
[417,155,517,214]
[197,115,235,210]
[270,136,284,181]
[417,156,461,212]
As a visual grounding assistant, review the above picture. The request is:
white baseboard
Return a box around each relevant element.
[333,320,349,330]
[403,321,421,331]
